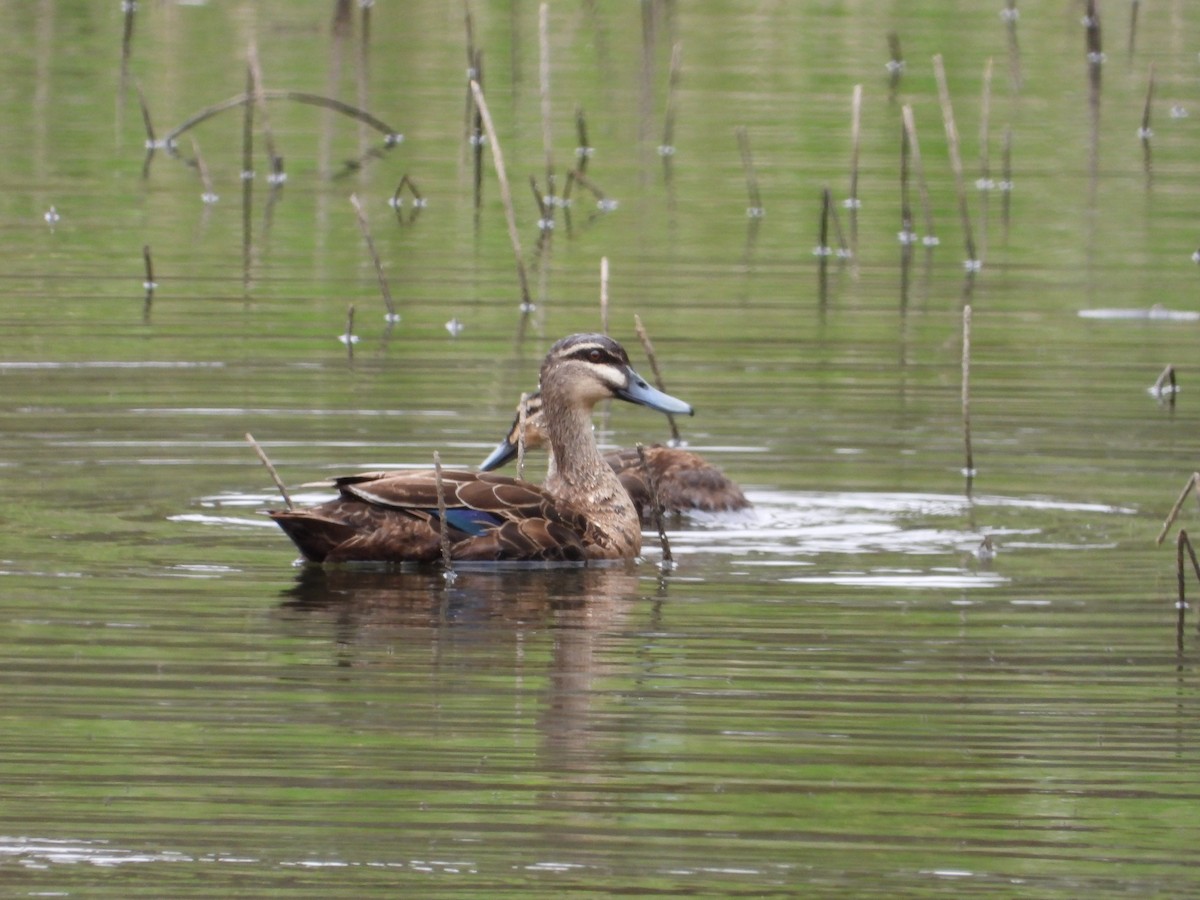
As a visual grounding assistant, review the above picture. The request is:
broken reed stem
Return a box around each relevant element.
[246,43,281,178]
[599,256,610,335]
[469,79,532,310]
[637,442,674,568]
[818,188,831,255]
[538,2,554,196]
[529,175,549,223]
[141,243,155,321]
[899,115,914,243]
[1004,0,1022,92]
[344,303,357,349]
[189,136,216,201]
[433,451,456,575]
[828,190,849,256]
[575,106,592,173]
[1179,531,1188,649]
[977,58,994,261]
[516,391,529,481]
[886,31,904,99]
[933,54,978,267]
[470,50,485,211]
[901,104,937,245]
[1129,0,1141,58]
[1152,363,1177,403]
[1140,63,1155,138]
[142,244,156,291]
[245,432,294,510]
[634,314,682,445]
[566,168,608,204]
[162,90,402,149]
[1001,125,1013,237]
[1177,530,1200,645]
[661,41,683,152]
[136,81,156,147]
[962,304,975,477]
[735,126,763,216]
[1157,472,1200,546]
[847,83,862,250]
[349,193,398,320]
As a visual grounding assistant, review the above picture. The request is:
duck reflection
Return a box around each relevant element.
[277,564,661,770]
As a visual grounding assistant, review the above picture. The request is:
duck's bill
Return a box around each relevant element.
[617,367,695,416]
[478,437,518,472]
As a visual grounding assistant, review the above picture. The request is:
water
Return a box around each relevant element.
[4,1,1200,896]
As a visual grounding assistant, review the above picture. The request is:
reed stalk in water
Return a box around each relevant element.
[469,80,532,311]
[349,193,398,322]
[434,451,456,577]
[246,432,293,510]
[933,54,978,269]
[599,256,610,335]
[846,84,863,254]
[901,104,937,246]
[735,126,764,218]
[634,314,682,445]
[886,31,904,101]
[637,442,674,569]
[538,2,555,202]
[1157,472,1200,546]
[962,304,975,479]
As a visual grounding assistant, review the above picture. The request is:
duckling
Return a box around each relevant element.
[269,333,694,564]
[479,391,750,518]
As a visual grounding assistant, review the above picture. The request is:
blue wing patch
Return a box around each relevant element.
[441,507,502,536]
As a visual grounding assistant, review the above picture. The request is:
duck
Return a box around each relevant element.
[268,333,694,564]
[478,391,750,518]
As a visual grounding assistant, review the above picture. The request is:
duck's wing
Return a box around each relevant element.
[605,446,751,514]
[272,470,590,563]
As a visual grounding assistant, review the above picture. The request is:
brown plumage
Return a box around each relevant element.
[479,392,751,518]
[268,334,694,564]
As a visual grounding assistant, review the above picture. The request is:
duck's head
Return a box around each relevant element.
[479,333,693,471]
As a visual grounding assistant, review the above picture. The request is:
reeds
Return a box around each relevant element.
[637,442,674,569]
[961,304,975,480]
[1129,0,1142,59]
[976,59,994,262]
[349,193,399,322]
[1139,63,1155,183]
[469,79,533,312]
[433,451,457,579]
[1002,0,1022,92]
[516,391,530,481]
[245,432,293,510]
[1151,364,1177,407]
[1157,472,1200,546]
[1175,530,1200,651]
[659,41,683,164]
[846,84,863,254]
[634,314,682,445]
[735,126,764,218]
[933,54,978,269]
[886,31,904,101]
[160,90,401,157]
[141,244,156,322]
[599,256,610,335]
[538,2,555,199]
[901,104,937,246]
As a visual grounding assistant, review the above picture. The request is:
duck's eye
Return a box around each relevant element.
[588,349,603,363]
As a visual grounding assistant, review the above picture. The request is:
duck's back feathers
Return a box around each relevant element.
[606,445,751,516]
[269,470,591,564]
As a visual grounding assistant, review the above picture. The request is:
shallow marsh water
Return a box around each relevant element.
[4,2,1200,896]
